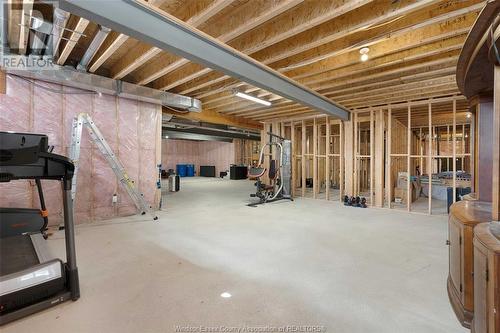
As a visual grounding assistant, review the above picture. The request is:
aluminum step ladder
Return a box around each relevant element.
[69,113,158,221]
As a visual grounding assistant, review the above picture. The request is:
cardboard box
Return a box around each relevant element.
[394,186,417,204]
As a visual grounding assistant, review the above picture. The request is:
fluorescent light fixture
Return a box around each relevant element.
[234,91,271,106]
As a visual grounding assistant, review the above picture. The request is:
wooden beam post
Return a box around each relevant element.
[419,127,423,172]
[461,123,465,170]
[301,120,306,197]
[428,101,433,215]
[340,120,345,202]
[407,104,411,212]
[325,116,330,200]
[0,70,6,94]
[452,99,457,204]
[386,107,392,208]
[370,109,374,205]
[353,112,358,196]
[447,125,450,172]
[375,108,384,207]
[313,117,318,199]
[291,121,296,198]
[493,66,500,220]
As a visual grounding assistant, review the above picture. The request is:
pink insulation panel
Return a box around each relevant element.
[140,149,157,204]
[0,76,161,223]
[73,148,92,224]
[63,86,93,148]
[139,102,158,150]
[92,152,117,219]
[0,76,32,210]
[117,98,140,214]
[0,75,31,132]
[93,94,118,149]
[161,139,236,176]
[33,82,63,149]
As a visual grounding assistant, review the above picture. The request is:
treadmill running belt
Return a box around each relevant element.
[0,235,39,276]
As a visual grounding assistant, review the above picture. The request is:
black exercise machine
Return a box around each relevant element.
[247,132,292,207]
[0,131,79,325]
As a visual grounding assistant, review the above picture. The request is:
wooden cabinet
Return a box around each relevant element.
[472,222,500,333]
[448,201,492,328]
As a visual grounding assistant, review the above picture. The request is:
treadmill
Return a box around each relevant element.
[0,131,79,325]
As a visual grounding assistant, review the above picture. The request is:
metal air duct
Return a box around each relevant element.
[77,25,110,71]
[5,55,201,112]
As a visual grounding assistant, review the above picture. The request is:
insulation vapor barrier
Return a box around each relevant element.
[161,139,236,176]
[0,75,162,225]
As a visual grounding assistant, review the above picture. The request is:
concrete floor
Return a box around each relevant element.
[4,177,466,333]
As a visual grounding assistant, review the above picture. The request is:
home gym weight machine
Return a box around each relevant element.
[247,132,292,206]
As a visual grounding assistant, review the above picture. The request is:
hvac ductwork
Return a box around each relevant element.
[1,2,8,50]
[162,116,260,141]
[77,25,111,71]
[51,8,70,56]
[5,58,202,112]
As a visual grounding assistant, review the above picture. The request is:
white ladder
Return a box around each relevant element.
[69,113,158,221]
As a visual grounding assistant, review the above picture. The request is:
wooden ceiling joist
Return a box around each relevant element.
[193,15,472,109]
[57,16,90,65]
[345,89,461,109]
[7,0,33,56]
[279,1,481,76]
[150,0,374,91]
[109,0,238,80]
[210,53,459,115]
[132,0,304,86]
[172,0,440,97]
[50,0,488,124]
[170,0,479,104]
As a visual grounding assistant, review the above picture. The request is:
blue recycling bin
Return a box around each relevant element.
[186,164,195,177]
[176,164,187,177]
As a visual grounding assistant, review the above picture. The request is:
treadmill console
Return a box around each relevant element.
[0,131,73,182]
[0,132,48,166]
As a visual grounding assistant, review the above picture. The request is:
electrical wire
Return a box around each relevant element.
[9,74,99,95]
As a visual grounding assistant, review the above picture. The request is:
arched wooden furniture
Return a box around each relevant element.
[472,222,500,333]
[448,2,500,331]
[448,201,492,328]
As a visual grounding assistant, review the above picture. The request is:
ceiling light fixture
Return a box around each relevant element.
[466,112,472,119]
[234,90,271,106]
[360,47,370,62]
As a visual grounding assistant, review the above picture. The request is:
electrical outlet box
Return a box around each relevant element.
[112,194,118,204]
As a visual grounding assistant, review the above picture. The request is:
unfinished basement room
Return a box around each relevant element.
[1,1,499,332]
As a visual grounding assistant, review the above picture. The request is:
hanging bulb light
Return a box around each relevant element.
[360,47,370,62]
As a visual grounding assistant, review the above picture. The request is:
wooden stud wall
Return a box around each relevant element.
[0,70,5,95]
[493,65,500,221]
[263,96,474,214]
[234,139,260,166]
[264,115,344,202]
